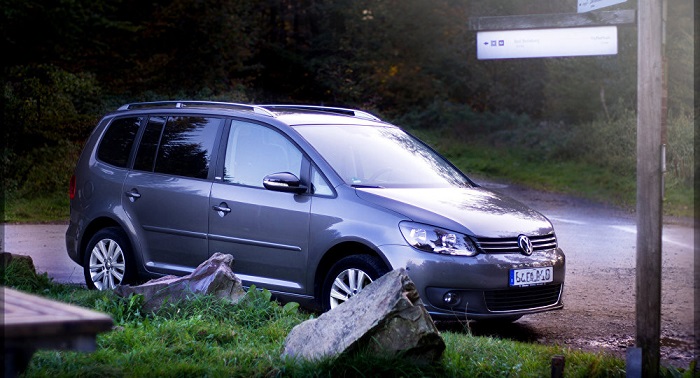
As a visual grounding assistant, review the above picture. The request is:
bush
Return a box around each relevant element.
[665,112,694,186]
[0,255,54,293]
[15,140,83,198]
[2,65,103,197]
[391,100,533,135]
[3,65,103,144]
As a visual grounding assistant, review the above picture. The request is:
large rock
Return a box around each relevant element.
[281,268,445,363]
[115,252,245,312]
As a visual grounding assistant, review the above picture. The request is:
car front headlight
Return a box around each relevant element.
[399,221,479,257]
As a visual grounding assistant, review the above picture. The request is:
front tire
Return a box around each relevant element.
[322,255,389,311]
[83,227,136,290]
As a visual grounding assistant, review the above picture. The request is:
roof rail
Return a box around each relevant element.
[117,101,275,117]
[260,105,381,121]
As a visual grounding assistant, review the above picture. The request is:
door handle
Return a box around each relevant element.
[212,203,231,217]
[125,189,141,202]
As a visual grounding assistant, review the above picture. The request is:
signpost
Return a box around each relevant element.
[470,3,668,375]
[477,26,617,60]
[577,0,627,13]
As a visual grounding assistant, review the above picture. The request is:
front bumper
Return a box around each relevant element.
[379,244,566,320]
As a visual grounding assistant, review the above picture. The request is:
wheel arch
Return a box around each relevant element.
[80,217,129,264]
[313,241,391,302]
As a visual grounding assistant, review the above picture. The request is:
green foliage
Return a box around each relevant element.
[94,293,145,325]
[660,360,698,378]
[3,65,102,143]
[2,64,102,199]
[1,0,124,67]
[2,0,693,118]
[443,330,700,377]
[0,256,55,293]
[666,113,694,186]
[394,100,533,134]
[664,1,695,117]
[283,346,447,377]
[0,257,86,300]
[113,0,262,94]
[541,26,637,123]
[14,140,83,198]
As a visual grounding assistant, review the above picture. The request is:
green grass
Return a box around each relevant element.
[663,183,695,218]
[4,192,70,223]
[3,259,697,377]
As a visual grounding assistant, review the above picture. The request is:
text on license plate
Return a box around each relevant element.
[509,267,553,287]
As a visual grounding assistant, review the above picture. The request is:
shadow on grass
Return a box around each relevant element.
[435,319,542,344]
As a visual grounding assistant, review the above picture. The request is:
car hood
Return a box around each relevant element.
[355,187,554,238]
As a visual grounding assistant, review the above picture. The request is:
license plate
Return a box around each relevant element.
[509,267,553,287]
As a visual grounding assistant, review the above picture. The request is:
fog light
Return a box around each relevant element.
[443,291,460,306]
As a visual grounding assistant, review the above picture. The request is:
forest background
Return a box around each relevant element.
[1,0,694,221]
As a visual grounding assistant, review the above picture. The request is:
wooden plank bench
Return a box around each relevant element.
[2,287,114,377]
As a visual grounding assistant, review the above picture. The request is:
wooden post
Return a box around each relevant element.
[636,0,665,375]
[696,0,700,366]
[551,355,565,378]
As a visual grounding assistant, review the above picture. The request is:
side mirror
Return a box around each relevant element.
[263,172,308,194]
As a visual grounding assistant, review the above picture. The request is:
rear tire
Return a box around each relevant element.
[321,255,389,311]
[83,227,136,290]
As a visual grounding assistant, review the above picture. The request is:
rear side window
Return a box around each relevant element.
[134,116,222,179]
[96,117,142,168]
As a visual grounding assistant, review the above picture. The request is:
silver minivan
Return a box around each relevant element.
[66,101,565,321]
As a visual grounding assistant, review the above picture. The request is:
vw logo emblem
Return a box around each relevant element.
[518,235,534,256]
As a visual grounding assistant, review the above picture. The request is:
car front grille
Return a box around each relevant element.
[475,233,557,254]
[484,284,562,312]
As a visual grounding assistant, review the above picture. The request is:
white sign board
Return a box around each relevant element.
[476,26,617,60]
[577,0,627,13]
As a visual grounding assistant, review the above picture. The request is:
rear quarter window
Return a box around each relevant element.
[96,117,143,168]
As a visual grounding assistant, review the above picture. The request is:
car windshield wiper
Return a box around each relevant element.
[351,184,384,189]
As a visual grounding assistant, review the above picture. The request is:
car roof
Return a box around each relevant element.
[114,101,390,127]
[271,111,390,127]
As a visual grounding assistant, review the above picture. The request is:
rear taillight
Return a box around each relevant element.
[69,175,76,200]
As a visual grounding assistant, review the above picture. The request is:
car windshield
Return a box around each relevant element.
[295,124,472,188]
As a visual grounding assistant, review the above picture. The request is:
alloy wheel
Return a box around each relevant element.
[88,238,126,290]
[329,268,373,309]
